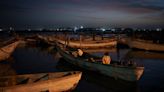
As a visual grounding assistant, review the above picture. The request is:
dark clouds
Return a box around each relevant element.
[0,0,164,28]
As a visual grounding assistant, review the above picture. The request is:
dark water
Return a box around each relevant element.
[1,43,164,92]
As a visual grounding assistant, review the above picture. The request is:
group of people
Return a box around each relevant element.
[73,48,111,64]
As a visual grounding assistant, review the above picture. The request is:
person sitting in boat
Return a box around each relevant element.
[72,49,83,57]
[77,49,83,57]
[102,52,111,64]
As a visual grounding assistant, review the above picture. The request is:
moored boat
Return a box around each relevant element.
[0,41,20,61]
[55,38,117,48]
[56,43,144,82]
[37,35,117,48]
[128,38,164,52]
[0,71,82,92]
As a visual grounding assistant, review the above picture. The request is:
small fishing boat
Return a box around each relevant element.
[56,43,144,82]
[56,60,139,92]
[0,71,82,92]
[128,38,164,52]
[0,41,20,61]
[37,35,117,48]
[82,48,117,53]
[55,38,117,48]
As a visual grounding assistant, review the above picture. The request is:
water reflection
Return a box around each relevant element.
[12,46,59,74]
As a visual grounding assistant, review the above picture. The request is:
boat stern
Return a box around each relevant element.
[135,67,144,80]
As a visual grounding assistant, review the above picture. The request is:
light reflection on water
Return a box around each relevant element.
[1,44,164,92]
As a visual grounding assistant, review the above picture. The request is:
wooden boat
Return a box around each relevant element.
[37,35,117,48]
[125,50,164,59]
[0,64,16,76]
[0,71,82,92]
[56,44,144,82]
[0,41,20,61]
[37,35,49,42]
[128,38,164,51]
[83,48,116,53]
[54,38,117,49]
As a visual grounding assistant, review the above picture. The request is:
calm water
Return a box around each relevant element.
[1,41,164,92]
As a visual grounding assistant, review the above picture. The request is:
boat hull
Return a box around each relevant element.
[37,35,117,48]
[55,38,117,48]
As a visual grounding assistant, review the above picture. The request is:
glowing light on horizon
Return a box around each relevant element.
[74,26,78,32]
[101,28,106,31]
[80,26,84,29]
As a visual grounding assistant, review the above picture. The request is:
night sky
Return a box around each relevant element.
[0,0,164,29]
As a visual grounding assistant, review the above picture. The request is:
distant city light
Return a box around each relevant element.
[101,28,106,32]
[74,26,78,32]
[108,28,111,30]
[111,28,115,32]
[80,26,84,29]
[39,28,43,31]
[121,28,124,31]
[156,28,161,31]
[137,29,141,31]
[28,29,31,31]
[9,27,12,30]
[0,29,2,31]
[9,27,14,31]
[96,28,99,30]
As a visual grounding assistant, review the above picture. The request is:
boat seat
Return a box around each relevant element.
[17,78,29,85]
